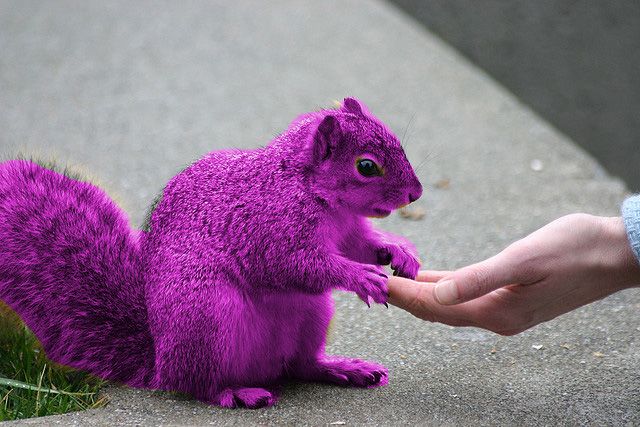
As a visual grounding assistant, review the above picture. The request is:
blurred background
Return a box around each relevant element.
[391,0,640,191]
[1,2,639,424]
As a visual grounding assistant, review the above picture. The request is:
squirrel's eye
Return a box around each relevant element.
[356,159,381,177]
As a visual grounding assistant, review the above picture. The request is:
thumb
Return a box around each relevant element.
[434,250,528,305]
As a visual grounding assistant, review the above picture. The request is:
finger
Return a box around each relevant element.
[386,276,476,327]
[434,251,535,305]
[416,270,451,282]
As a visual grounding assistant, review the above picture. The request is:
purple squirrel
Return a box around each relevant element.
[0,98,422,408]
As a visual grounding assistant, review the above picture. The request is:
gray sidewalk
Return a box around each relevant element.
[1,0,638,425]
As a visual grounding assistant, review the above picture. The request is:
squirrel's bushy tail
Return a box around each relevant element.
[0,160,154,386]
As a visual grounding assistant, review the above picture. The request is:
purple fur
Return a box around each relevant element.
[0,98,422,408]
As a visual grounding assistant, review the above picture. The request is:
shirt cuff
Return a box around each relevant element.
[622,194,640,265]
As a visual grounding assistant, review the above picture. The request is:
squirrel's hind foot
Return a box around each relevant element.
[214,387,279,409]
[305,357,388,389]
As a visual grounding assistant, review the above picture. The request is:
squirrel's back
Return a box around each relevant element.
[0,159,154,386]
[143,146,322,292]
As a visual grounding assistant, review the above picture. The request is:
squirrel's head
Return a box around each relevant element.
[305,97,422,218]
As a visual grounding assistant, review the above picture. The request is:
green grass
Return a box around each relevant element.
[0,317,107,421]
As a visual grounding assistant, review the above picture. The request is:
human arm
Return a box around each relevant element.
[387,209,640,335]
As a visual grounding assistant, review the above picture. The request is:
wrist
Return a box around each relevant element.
[601,216,640,289]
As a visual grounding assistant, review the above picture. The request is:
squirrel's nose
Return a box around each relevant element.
[408,182,423,203]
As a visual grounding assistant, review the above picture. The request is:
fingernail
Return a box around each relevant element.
[434,280,458,305]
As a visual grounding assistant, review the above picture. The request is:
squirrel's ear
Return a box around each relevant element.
[312,115,341,163]
[342,97,369,116]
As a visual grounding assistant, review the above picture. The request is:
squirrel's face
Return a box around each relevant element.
[309,98,423,218]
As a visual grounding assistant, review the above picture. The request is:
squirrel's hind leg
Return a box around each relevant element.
[287,292,389,389]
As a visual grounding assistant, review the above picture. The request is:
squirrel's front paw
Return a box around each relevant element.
[376,244,420,279]
[352,265,388,306]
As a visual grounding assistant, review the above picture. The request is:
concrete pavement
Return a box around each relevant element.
[1,0,638,425]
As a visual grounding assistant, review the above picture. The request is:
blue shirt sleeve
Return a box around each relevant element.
[622,194,640,265]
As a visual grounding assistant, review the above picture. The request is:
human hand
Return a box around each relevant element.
[387,214,640,335]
